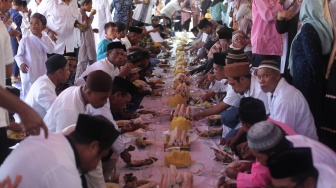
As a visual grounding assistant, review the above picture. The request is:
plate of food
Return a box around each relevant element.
[211,148,235,164]
[124,173,158,188]
[7,130,27,140]
[125,128,146,137]
[135,137,154,149]
[133,80,148,88]
[116,120,132,127]
[197,128,222,138]
[105,183,119,188]
[126,157,158,169]
[207,115,222,126]
[136,109,156,116]
[188,163,204,176]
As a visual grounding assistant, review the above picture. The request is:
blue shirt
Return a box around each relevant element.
[8,8,22,55]
[97,38,111,60]
[110,0,133,25]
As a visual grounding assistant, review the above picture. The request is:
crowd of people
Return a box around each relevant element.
[0,0,336,187]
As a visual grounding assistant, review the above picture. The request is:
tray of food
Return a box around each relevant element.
[160,165,193,188]
[164,150,192,168]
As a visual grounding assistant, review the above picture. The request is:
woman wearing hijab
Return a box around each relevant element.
[289,0,333,129]
[275,0,302,84]
[209,0,225,25]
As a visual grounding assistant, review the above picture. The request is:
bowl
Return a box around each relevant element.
[189,163,204,175]
[207,115,222,126]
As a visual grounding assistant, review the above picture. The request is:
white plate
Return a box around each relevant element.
[116,120,132,127]
[125,128,146,137]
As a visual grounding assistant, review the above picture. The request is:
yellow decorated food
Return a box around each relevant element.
[170,117,191,131]
[153,42,162,47]
[164,150,191,167]
[176,45,184,52]
[174,69,186,76]
[173,81,181,89]
[175,60,187,66]
[167,94,187,107]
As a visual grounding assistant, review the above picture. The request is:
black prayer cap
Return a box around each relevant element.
[63,52,77,61]
[268,147,315,179]
[113,76,137,96]
[45,54,68,73]
[217,26,234,39]
[203,40,215,51]
[86,70,113,92]
[213,52,226,66]
[129,27,143,34]
[75,114,120,149]
[107,41,126,52]
[127,50,143,63]
[239,97,267,124]
[152,16,160,20]
[197,18,210,30]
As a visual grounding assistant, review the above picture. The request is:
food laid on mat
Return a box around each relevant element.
[123,173,157,188]
[160,164,193,188]
[135,137,153,149]
[175,83,191,101]
[211,148,234,163]
[165,126,190,150]
[167,94,187,107]
[170,107,192,131]
[136,109,156,116]
[197,128,222,138]
[126,157,158,168]
[133,80,148,88]
[164,150,192,167]
[116,120,133,127]
[207,115,222,126]
[7,130,27,140]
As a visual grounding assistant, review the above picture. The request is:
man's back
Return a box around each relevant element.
[44,86,86,132]
[0,133,82,188]
[270,78,318,140]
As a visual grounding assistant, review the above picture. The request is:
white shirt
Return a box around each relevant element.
[25,75,57,119]
[288,135,336,168]
[44,86,88,132]
[0,133,82,188]
[121,37,131,50]
[315,163,336,187]
[223,76,269,113]
[160,0,181,18]
[37,0,81,54]
[92,0,112,49]
[88,102,125,154]
[20,12,31,38]
[269,78,318,140]
[75,58,119,86]
[0,22,14,128]
[15,34,54,98]
[132,0,156,24]
[209,78,228,93]
[27,0,39,15]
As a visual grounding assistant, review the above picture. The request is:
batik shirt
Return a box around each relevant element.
[110,0,133,25]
